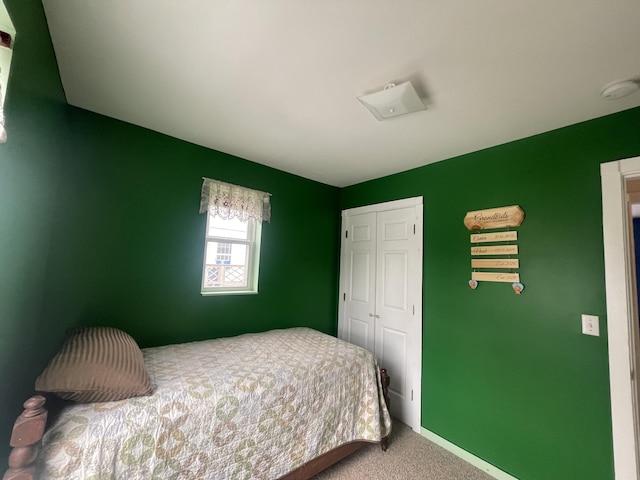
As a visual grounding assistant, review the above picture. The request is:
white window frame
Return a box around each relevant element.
[201,213,262,295]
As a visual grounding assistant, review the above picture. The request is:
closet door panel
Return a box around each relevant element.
[339,212,376,353]
[375,207,420,430]
[382,251,408,311]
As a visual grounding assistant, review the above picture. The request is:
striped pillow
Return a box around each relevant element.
[35,326,153,402]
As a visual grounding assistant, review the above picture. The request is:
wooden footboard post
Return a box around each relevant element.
[3,396,47,480]
[380,368,390,452]
[380,368,390,408]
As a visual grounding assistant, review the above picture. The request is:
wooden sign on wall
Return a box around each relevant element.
[470,245,518,256]
[464,205,525,231]
[470,231,517,243]
[472,272,520,283]
[471,259,519,269]
[465,204,525,291]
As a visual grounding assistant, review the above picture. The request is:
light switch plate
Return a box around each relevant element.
[582,314,600,337]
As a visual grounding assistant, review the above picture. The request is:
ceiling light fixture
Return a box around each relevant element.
[357,81,426,120]
[601,77,640,100]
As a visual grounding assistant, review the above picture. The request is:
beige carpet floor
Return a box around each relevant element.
[312,422,497,480]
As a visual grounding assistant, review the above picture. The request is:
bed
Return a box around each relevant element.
[4,327,391,479]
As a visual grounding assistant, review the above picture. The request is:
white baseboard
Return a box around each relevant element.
[420,427,518,480]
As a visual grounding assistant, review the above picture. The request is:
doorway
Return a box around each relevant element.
[601,157,640,479]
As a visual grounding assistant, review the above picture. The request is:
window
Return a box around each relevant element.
[202,214,261,293]
[199,178,270,295]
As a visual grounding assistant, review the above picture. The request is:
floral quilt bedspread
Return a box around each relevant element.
[39,327,392,479]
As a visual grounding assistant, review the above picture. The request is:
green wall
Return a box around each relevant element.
[0,0,340,463]
[4,1,640,479]
[341,106,640,480]
[0,0,68,465]
[41,108,340,348]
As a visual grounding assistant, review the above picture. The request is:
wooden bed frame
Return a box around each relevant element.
[3,368,390,480]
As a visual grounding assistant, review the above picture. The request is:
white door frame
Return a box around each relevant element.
[338,196,423,432]
[601,156,640,480]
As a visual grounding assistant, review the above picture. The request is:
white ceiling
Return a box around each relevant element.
[41,0,640,187]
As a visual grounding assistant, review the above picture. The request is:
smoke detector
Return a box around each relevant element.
[601,78,640,100]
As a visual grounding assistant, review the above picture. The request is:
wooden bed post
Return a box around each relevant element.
[380,368,390,452]
[380,368,390,408]
[3,396,47,480]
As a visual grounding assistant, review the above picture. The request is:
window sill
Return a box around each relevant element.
[201,290,258,296]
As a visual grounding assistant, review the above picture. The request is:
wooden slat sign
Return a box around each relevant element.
[472,272,520,283]
[470,245,518,256]
[464,205,525,231]
[470,231,517,243]
[471,259,519,269]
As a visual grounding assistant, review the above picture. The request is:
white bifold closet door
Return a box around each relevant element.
[338,197,423,433]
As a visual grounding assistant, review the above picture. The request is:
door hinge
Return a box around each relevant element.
[413,224,416,234]
[411,390,414,401]
[343,292,346,301]
[345,230,348,239]
[413,305,415,315]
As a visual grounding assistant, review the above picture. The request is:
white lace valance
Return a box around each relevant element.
[199,177,271,223]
